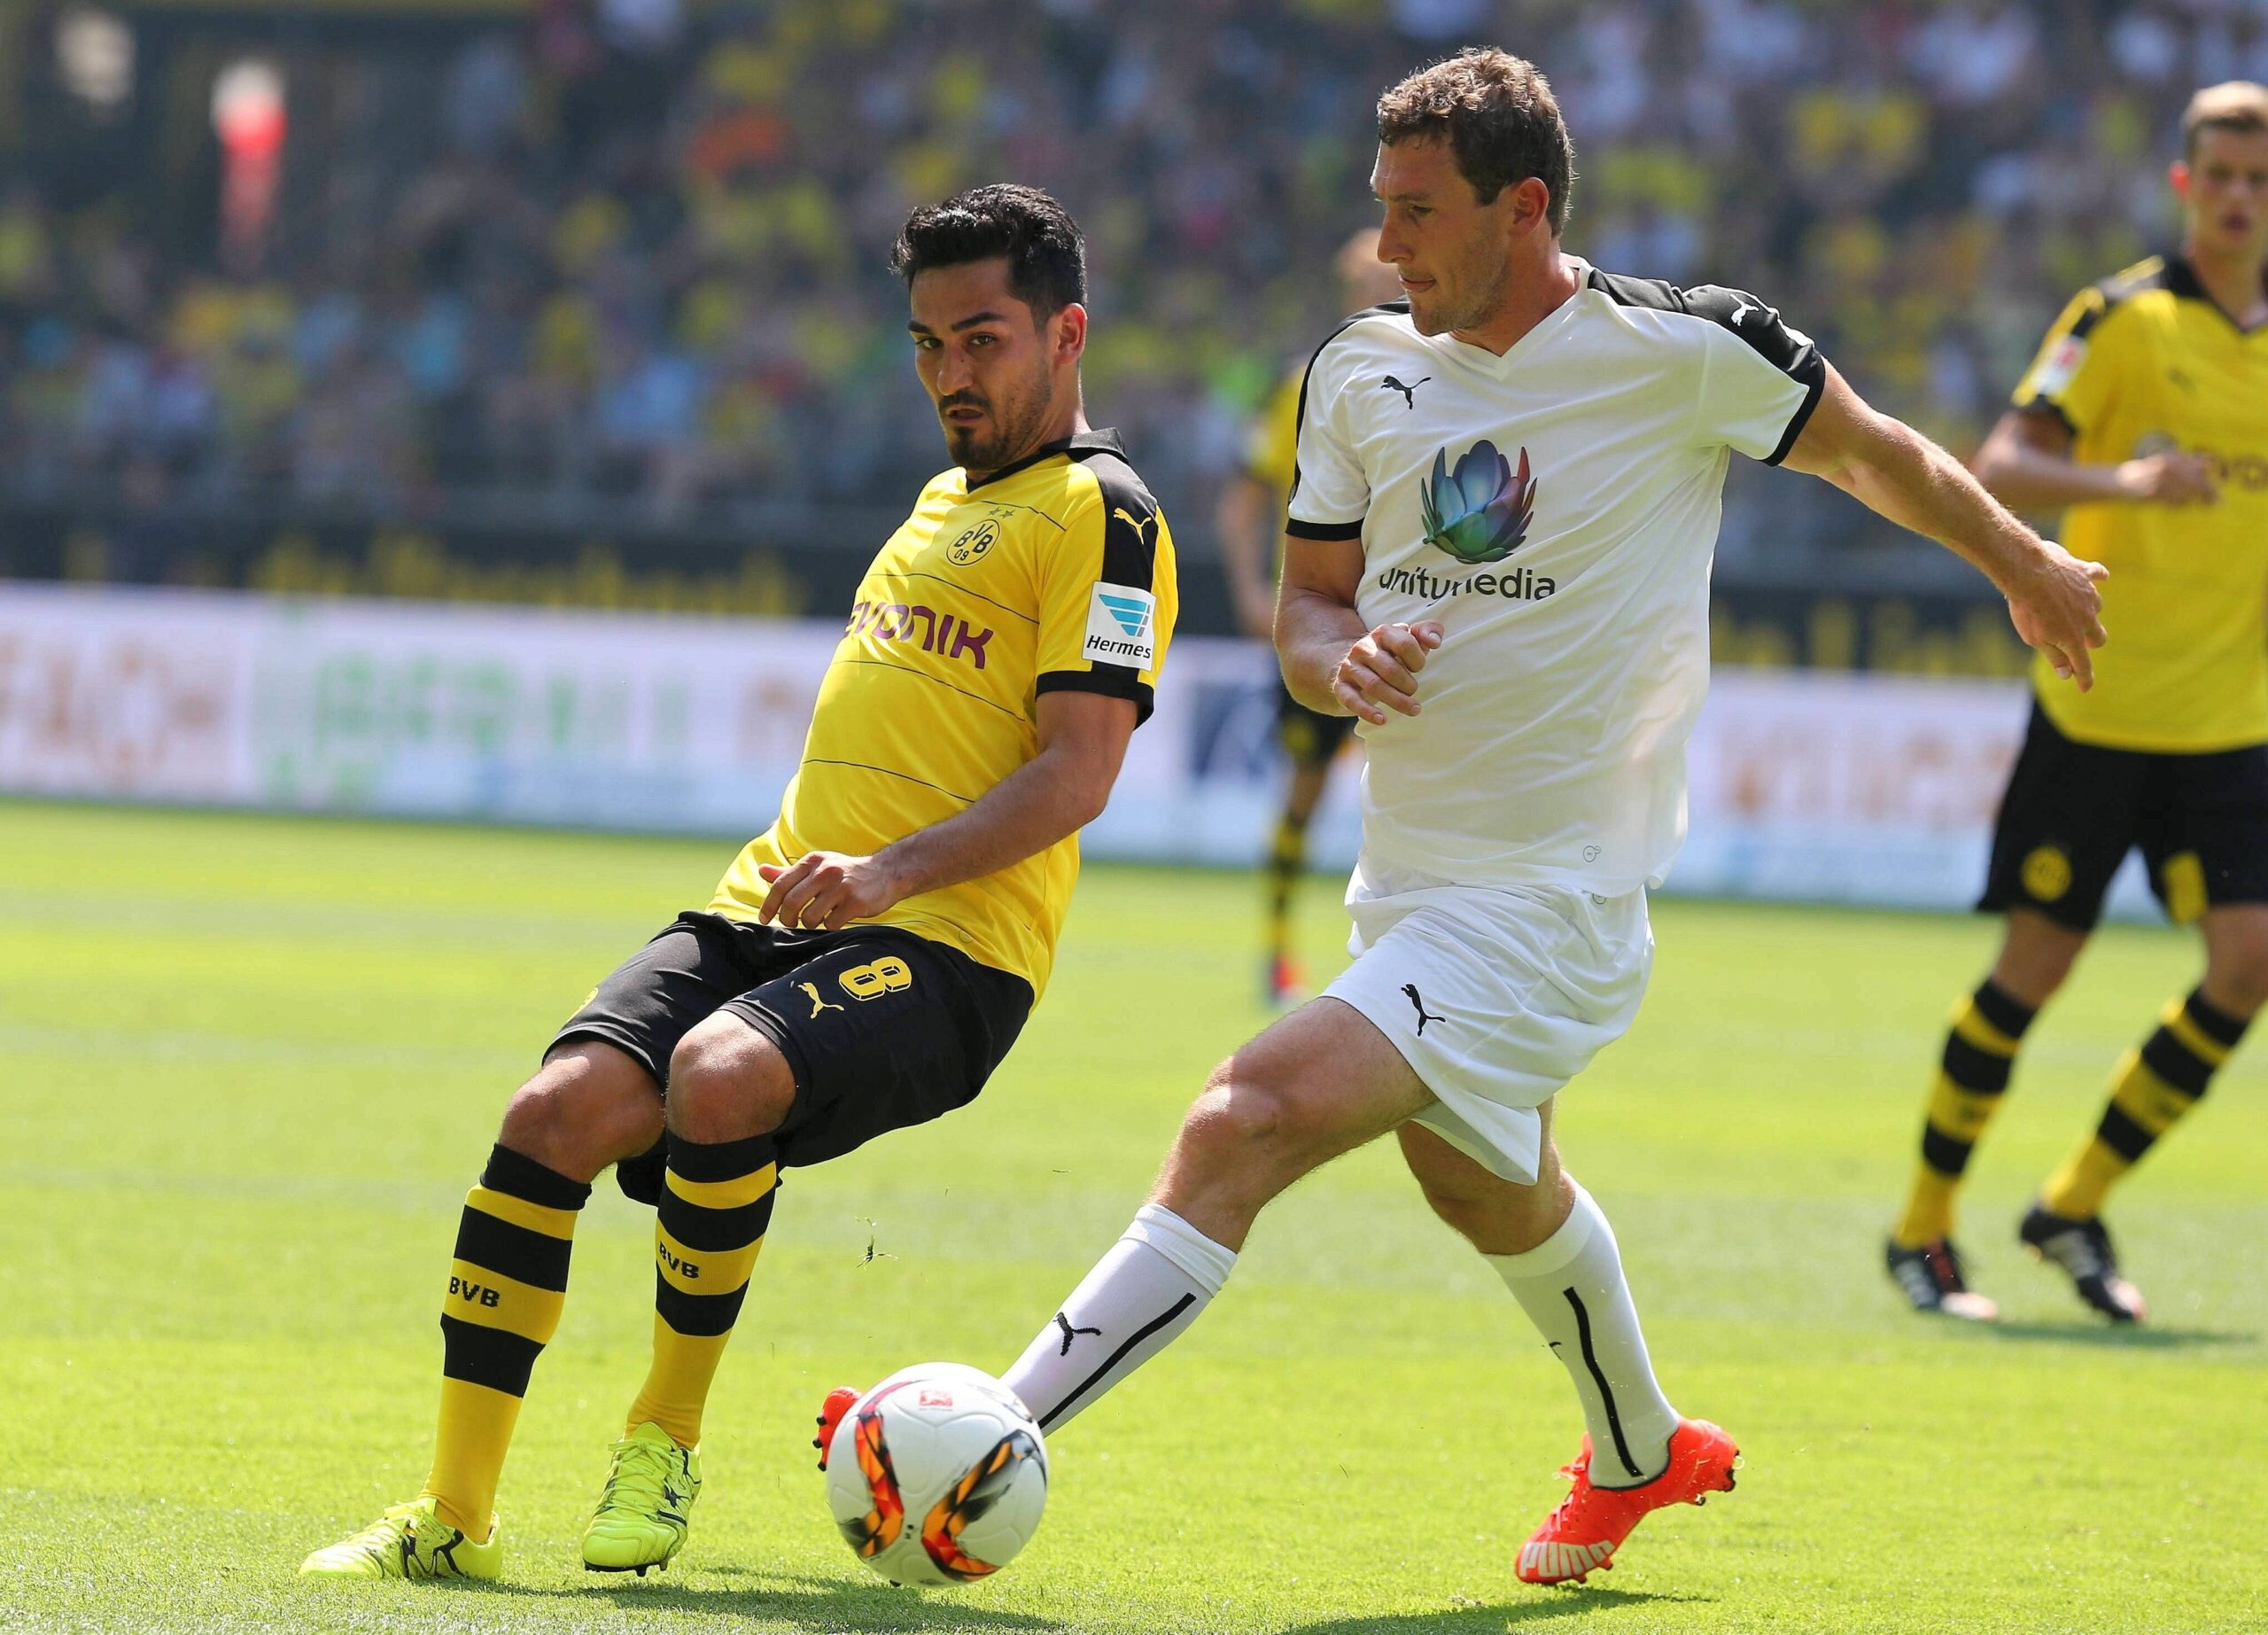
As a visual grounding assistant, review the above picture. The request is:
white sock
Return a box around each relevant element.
[1000,1203,1236,1434]
[1487,1185,1679,1489]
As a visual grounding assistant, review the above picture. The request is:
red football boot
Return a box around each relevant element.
[812,1385,859,1471]
[1516,1417,1739,1585]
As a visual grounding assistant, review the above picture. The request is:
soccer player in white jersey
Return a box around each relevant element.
[823,48,2109,1587]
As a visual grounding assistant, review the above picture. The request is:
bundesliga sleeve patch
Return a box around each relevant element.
[1083,582,1157,668]
[2031,334,2087,397]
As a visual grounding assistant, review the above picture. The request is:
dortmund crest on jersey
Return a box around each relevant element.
[945,517,1001,565]
[1419,440,1536,565]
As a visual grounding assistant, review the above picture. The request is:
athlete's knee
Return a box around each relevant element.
[1188,1068,1279,1148]
[1177,1047,1347,1182]
[2205,959,2268,1019]
[1403,1139,1501,1219]
[1407,1156,1486,1234]
[501,1041,663,1183]
[666,1013,796,1143]
[1157,1073,1305,1243]
[1283,766,1330,829]
[2202,913,2268,1017]
[1169,1075,1281,1194]
[1400,1124,1567,1254]
[1992,912,2086,1008]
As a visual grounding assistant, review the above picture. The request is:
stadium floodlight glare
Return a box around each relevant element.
[56,6,133,111]
[212,58,286,271]
[211,58,284,147]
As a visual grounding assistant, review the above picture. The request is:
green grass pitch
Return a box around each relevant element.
[4,800,2262,1634]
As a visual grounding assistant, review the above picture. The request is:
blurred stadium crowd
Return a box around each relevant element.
[2,0,2264,553]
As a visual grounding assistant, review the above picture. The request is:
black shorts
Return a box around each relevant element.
[552,913,1032,1187]
[1276,681,1358,771]
[1979,701,2268,931]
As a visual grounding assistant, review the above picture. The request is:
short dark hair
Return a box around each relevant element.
[2182,81,2268,160]
[1376,48,1576,234]
[890,184,1086,318]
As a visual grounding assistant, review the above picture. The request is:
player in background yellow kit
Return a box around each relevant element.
[1887,83,2268,1324]
[1219,230,1406,1003]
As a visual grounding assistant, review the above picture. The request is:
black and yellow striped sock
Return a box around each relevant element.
[421,1145,588,1534]
[1266,814,1305,962]
[625,1133,777,1448]
[1893,980,2038,1248]
[2041,988,2248,1219]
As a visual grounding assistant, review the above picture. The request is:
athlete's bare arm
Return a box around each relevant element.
[756,689,1138,930]
[1216,472,1283,641]
[1971,406,2219,512]
[1782,363,2109,689]
[1277,533,1443,726]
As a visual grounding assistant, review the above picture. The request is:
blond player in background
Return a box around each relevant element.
[1886,82,2268,1324]
[1220,230,1407,1004]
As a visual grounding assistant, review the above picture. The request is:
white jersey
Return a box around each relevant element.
[1285,257,1824,893]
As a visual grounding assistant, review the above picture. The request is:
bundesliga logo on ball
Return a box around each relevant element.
[823,1364,1049,1585]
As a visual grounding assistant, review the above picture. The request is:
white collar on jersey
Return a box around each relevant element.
[1409,253,1596,375]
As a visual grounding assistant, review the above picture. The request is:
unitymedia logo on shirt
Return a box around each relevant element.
[1376,563,1557,603]
[1386,437,1555,601]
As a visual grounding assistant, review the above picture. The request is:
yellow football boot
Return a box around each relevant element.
[582,1422,701,1574]
[299,1497,501,1581]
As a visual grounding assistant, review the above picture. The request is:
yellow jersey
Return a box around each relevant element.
[711,430,1177,995]
[1240,365,1306,582]
[1244,366,1305,501]
[2012,254,2268,751]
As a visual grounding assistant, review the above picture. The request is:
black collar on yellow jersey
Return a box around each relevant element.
[2161,253,2268,337]
[965,428,1125,491]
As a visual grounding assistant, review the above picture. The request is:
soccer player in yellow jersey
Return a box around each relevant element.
[1887,82,2268,1324]
[1221,230,1406,1003]
[301,183,1177,1581]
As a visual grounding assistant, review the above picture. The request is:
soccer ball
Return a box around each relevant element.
[823,1362,1049,1586]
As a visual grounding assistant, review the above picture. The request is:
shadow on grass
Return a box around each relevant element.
[1285,1586,1712,1633]
[426,1574,1713,1633]
[451,1568,1062,1631]
[1975,1321,2255,1350]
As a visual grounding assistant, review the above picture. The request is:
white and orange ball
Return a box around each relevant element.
[824,1363,1049,1586]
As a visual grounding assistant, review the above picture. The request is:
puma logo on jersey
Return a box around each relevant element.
[1111,505,1158,546]
[798,981,845,1018]
[1402,984,1446,1036]
[1380,374,1430,409]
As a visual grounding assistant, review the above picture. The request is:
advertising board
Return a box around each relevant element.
[0,586,2156,916]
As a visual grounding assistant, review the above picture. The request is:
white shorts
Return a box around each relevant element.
[1322,862,1653,1186]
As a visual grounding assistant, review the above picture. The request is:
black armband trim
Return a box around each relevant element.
[1763,353,1829,467]
[2012,396,2078,439]
[1037,669,1154,725]
[1284,517,1365,541]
